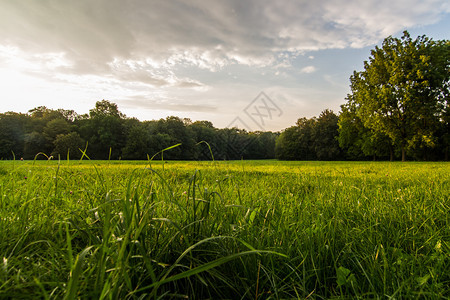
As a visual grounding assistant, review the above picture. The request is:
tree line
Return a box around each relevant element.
[0,101,278,161]
[0,32,448,161]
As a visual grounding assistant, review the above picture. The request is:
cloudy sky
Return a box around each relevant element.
[1,0,449,131]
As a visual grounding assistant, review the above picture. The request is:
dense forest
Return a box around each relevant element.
[1,32,448,161]
[0,101,278,161]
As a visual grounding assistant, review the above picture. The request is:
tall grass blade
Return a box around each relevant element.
[64,246,93,300]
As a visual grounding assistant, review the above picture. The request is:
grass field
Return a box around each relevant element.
[0,159,448,299]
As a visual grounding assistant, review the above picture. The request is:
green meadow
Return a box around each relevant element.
[0,159,448,299]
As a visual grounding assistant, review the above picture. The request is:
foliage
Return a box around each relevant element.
[276,126,303,160]
[313,109,343,160]
[338,96,392,160]
[53,132,85,159]
[79,101,126,159]
[23,131,48,159]
[122,123,151,160]
[43,118,71,143]
[0,112,28,159]
[344,31,449,161]
[276,110,342,160]
[0,100,284,161]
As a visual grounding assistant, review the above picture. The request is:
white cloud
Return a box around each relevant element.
[107,57,209,89]
[0,45,71,73]
[300,66,317,74]
[1,0,448,76]
[322,0,450,47]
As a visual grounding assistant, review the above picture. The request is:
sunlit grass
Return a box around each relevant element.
[0,159,448,298]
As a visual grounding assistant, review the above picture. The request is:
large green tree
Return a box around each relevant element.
[78,100,126,159]
[348,31,449,161]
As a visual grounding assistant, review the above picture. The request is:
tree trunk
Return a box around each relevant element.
[389,145,394,162]
[401,146,406,162]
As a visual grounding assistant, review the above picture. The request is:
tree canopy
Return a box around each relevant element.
[343,31,449,161]
[0,100,280,160]
[276,110,343,160]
